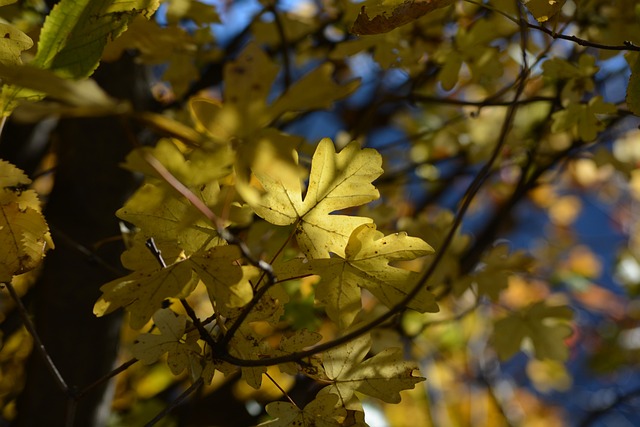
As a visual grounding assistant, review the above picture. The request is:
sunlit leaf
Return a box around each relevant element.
[252,138,383,259]
[321,333,425,404]
[116,182,223,254]
[94,260,198,329]
[131,308,201,375]
[187,245,257,316]
[0,160,53,282]
[309,224,437,328]
[259,393,346,427]
[0,23,32,65]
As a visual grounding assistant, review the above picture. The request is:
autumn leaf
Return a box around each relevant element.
[1,0,160,114]
[259,393,346,427]
[121,138,233,187]
[0,23,33,65]
[94,260,198,329]
[189,43,359,202]
[227,325,270,389]
[493,302,573,361]
[252,138,383,259]
[187,245,257,317]
[278,224,438,328]
[626,52,640,116]
[521,0,566,23]
[543,54,598,102]
[351,0,454,35]
[116,182,223,254]
[551,96,616,141]
[276,329,323,376]
[321,333,425,404]
[0,160,53,282]
[454,244,532,300]
[269,63,360,118]
[131,308,201,375]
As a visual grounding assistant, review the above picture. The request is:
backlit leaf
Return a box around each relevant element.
[187,245,256,316]
[0,23,32,65]
[0,160,53,282]
[252,138,383,259]
[321,333,425,404]
[269,63,360,118]
[116,182,223,254]
[94,260,198,329]
[1,0,160,114]
[259,393,346,427]
[131,308,201,375]
[310,224,437,328]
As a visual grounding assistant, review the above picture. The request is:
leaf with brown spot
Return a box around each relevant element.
[351,0,454,35]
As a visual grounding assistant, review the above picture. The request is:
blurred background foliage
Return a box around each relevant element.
[0,0,639,426]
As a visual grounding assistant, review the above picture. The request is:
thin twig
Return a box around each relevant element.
[2,281,69,393]
[144,237,220,354]
[142,153,276,285]
[76,358,138,400]
[144,378,204,427]
[265,371,298,408]
[526,22,640,52]
[271,2,292,88]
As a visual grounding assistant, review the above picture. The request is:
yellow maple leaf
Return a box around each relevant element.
[187,245,257,317]
[259,393,346,427]
[94,260,198,329]
[131,308,201,375]
[0,160,53,282]
[493,302,573,361]
[278,224,438,328]
[320,333,425,404]
[252,138,383,259]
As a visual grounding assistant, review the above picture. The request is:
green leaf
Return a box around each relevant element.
[252,138,383,259]
[131,308,201,375]
[0,62,121,110]
[94,260,198,329]
[32,0,159,77]
[0,0,160,114]
[321,333,425,404]
[493,302,573,361]
[166,0,219,25]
